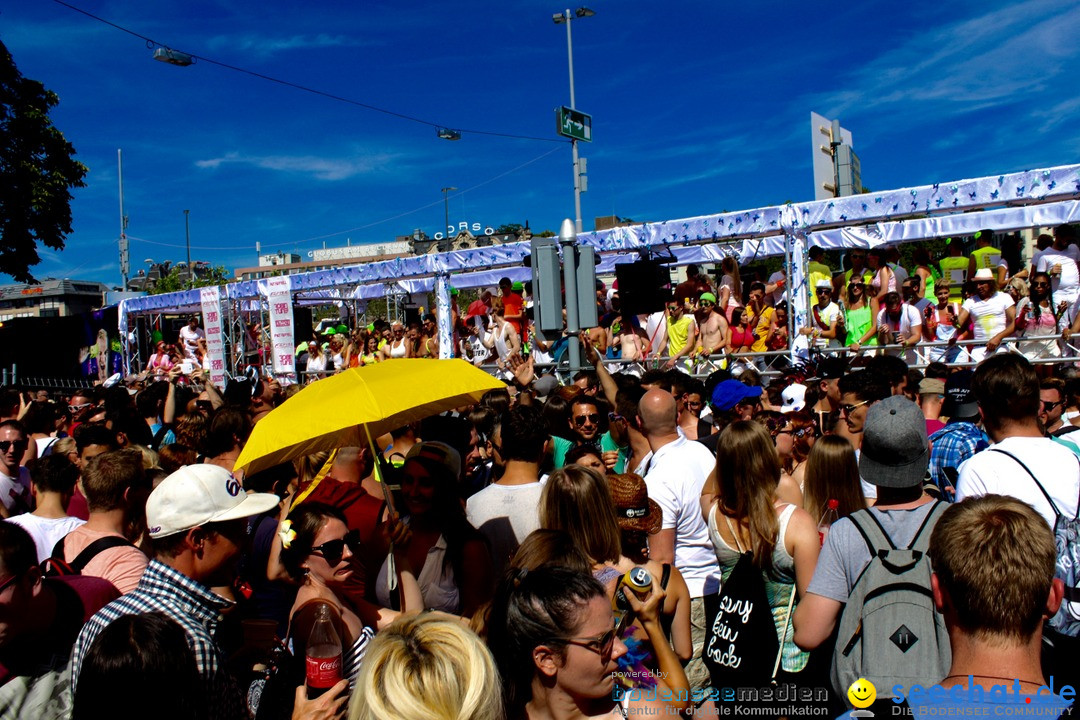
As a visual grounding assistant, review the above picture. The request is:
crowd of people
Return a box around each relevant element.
[2,225,1079,720]
[276,224,1080,383]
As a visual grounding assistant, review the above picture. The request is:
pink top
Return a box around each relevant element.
[730,326,755,350]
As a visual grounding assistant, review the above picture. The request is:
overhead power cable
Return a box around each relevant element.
[50,0,567,144]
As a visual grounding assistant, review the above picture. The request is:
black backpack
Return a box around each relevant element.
[42,535,136,578]
[702,514,793,686]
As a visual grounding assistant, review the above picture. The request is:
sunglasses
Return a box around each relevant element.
[557,625,617,659]
[1043,400,1064,412]
[69,402,93,413]
[310,530,362,566]
[574,413,601,427]
[699,300,714,307]
[1032,282,1050,289]
[777,426,812,439]
[0,440,28,453]
[666,306,679,312]
[840,399,871,416]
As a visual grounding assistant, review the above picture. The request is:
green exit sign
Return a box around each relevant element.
[556,107,592,142]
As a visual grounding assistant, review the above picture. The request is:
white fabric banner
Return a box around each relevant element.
[266,276,296,377]
[199,287,227,387]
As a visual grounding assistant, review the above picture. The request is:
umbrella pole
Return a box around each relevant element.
[363,423,401,611]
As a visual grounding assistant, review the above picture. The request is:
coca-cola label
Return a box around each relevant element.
[305,655,342,688]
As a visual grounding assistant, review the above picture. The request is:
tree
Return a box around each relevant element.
[148,264,232,295]
[0,40,88,283]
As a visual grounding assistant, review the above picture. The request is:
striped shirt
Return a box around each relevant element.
[69,559,245,720]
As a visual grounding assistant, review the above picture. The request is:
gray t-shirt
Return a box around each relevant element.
[807,502,939,602]
[466,481,545,579]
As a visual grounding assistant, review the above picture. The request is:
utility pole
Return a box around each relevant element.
[184,209,192,289]
[118,150,129,290]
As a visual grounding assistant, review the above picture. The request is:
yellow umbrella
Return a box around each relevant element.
[234,359,505,477]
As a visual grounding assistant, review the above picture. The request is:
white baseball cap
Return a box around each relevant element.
[781,384,807,413]
[146,464,280,538]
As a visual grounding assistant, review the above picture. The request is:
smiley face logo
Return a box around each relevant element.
[847,678,876,709]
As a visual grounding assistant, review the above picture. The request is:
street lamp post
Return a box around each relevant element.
[184,209,192,289]
[441,187,456,252]
[553,7,593,234]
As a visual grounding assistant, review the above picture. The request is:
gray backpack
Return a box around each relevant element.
[831,502,950,703]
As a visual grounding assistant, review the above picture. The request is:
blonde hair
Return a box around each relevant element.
[539,465,622,565]
[295,450,332,485]
[348,614,502,720]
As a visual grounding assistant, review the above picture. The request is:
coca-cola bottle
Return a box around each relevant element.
[305,604,343,699]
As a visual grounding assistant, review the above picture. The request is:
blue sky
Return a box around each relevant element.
[4,0,1079,287]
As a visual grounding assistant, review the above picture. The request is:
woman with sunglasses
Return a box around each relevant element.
[487,565,689,719]
[380,323,411,360]
[279,503,418,686]
[775,411,816,498]
[843,280,879,354]
[1015,271,1066,366]
[702,421,820,687]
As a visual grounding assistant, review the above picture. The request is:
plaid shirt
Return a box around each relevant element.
[929,421,989,501]
[69,559,244,720]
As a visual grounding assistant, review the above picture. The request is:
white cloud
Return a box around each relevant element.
[194,151,397,180]
[205,33,371,56]
[809,0,1080,122]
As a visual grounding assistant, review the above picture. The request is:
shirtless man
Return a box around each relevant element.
[694,292,729,358]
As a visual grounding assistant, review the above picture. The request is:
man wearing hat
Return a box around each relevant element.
[806,245,833,306]
[793,396,948,699]
[693,291,728,359]
[70,465,280,720]
[800,280,842,349]
[951,267,1016,362]
[807,357,847,434]
[696,379,763,455]
[927,370,988,501]
[918,376,946,436]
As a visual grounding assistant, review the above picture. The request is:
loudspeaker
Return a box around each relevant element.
[616,261,671,316]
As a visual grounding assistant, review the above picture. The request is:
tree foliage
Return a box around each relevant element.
[0,40,88,283]
[148,265,232,295]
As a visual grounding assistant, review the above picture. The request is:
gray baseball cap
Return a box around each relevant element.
[859,395,929,488]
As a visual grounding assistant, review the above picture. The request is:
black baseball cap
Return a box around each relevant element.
[942,370,978,419]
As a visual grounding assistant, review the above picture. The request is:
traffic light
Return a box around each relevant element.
[530,237,563,333]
